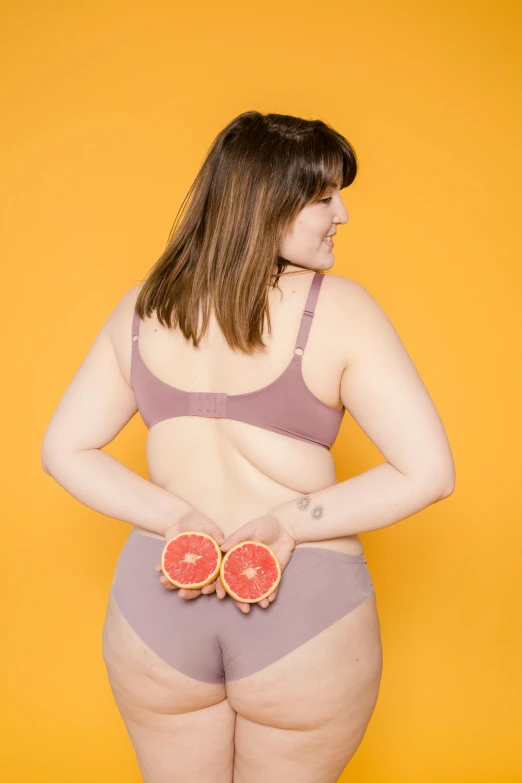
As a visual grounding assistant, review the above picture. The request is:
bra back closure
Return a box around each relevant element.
[188,392,227,418]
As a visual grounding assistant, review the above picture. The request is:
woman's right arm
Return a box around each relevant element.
[41,287,192,535]
[272,279,456,544]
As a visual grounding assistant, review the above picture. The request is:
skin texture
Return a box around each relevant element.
[153,182,351,613]
[278,182,348,273]
[44,181,454,782]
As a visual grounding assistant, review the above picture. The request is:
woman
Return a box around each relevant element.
[42,111,455,782]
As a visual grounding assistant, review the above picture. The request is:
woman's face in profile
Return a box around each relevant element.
[279,184,349,272]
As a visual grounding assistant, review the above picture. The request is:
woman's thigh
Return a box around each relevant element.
[102,536,382,783]
[225,548,383,783]
[101,534,236,783]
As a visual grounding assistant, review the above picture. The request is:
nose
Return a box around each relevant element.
[335,207,349,226]
[333,196,349,226]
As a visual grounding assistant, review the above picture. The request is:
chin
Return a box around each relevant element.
[317,255,335,270]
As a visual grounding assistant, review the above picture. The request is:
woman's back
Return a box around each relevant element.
[43,112,453,783]
[110,266,364,554]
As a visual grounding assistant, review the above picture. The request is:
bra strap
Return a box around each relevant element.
[131,311,141,351]
[293,272,325,358]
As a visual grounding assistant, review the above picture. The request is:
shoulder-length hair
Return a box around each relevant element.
[135,111,358,355]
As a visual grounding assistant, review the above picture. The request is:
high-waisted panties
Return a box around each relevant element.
[110,533,375,684]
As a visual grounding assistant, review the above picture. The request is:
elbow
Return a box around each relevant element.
[42,438,90,476]
[41,436,66,476]
[41,459,56,476]
[440,459,456,497]
[438,479,455,499]
[408,462,455,501]
[41,437,51,475]
[41,445,54,476]
[432,464,456,500]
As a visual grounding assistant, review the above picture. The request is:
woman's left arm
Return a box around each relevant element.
[41,290,192,535]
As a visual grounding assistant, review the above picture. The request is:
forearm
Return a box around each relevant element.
[273,461,451,544]
[42,448,192,535]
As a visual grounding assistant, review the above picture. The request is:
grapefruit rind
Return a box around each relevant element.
[160,531,222,589]
[219,540,282,603]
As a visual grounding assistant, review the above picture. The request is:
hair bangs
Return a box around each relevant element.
[305,129,357,204]
[135,111,358,353]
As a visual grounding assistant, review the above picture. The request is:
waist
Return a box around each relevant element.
[134,453,364,556]
[129,527,363,557]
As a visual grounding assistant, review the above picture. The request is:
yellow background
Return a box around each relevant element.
[2,1,521,780]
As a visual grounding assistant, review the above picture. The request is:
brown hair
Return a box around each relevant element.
[135,111,358,354]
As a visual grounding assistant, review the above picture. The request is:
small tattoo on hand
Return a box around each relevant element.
[297,496,311,510]
[311,505,324,519]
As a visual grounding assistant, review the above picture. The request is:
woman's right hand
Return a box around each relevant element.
[155,508,228,601]
[156,508,298,615]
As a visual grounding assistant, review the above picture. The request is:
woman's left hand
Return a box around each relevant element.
[219,511,298,613]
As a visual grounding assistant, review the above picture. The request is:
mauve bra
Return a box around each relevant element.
[130,271,345,450]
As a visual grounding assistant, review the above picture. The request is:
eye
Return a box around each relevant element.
[320,197,333,205]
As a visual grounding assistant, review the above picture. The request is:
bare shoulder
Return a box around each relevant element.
[324,273,376,311]
[322,274,383,366]
[322,273,370,312]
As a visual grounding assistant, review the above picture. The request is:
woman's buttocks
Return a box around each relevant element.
[131,418,364,557]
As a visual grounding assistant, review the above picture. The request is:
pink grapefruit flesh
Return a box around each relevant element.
[161,531,222,589]
[220,541,282,603]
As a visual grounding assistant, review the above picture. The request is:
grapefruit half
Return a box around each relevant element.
[160,531,222,589]
[220,540,282,603]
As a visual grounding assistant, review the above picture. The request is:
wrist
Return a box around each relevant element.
[271,505,300,546]
[272,493,328,546]
[162,520,182,541]
[159,503,193,539]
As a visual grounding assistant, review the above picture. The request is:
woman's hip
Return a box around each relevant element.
[107,534,377,684]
